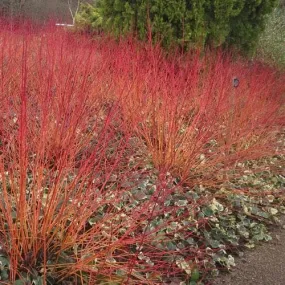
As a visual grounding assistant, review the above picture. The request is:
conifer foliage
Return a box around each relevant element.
[76,0,278,52]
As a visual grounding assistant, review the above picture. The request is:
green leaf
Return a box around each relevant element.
[0,256,9,267]
[14,280,26,285]
[166,241,177,251]
[209,239,221,249]
[191,268,200,281]
[1,269,9,280]
[202,206,214,217]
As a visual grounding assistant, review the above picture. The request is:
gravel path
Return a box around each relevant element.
[212,216,285,285]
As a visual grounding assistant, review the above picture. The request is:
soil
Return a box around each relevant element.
[212,215,285,285]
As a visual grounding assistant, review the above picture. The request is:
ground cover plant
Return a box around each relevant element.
[0,21,284,284]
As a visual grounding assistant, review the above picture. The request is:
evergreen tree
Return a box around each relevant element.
[77,0,278,52]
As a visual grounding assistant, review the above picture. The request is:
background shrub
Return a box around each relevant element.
[76,0,278,52]
[255,4,285,68]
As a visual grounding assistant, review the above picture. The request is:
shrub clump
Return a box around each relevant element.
[0,22,284,284]
[256,6,285,68]
[76,0,278,52]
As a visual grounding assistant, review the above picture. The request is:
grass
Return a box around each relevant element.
[0,21,284,284]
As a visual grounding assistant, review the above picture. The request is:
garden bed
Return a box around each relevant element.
[0,23,284,284]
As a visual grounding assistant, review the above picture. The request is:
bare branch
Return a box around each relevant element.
[67,0,74,22]
[75,0,80,16]
[68,0,81,25]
